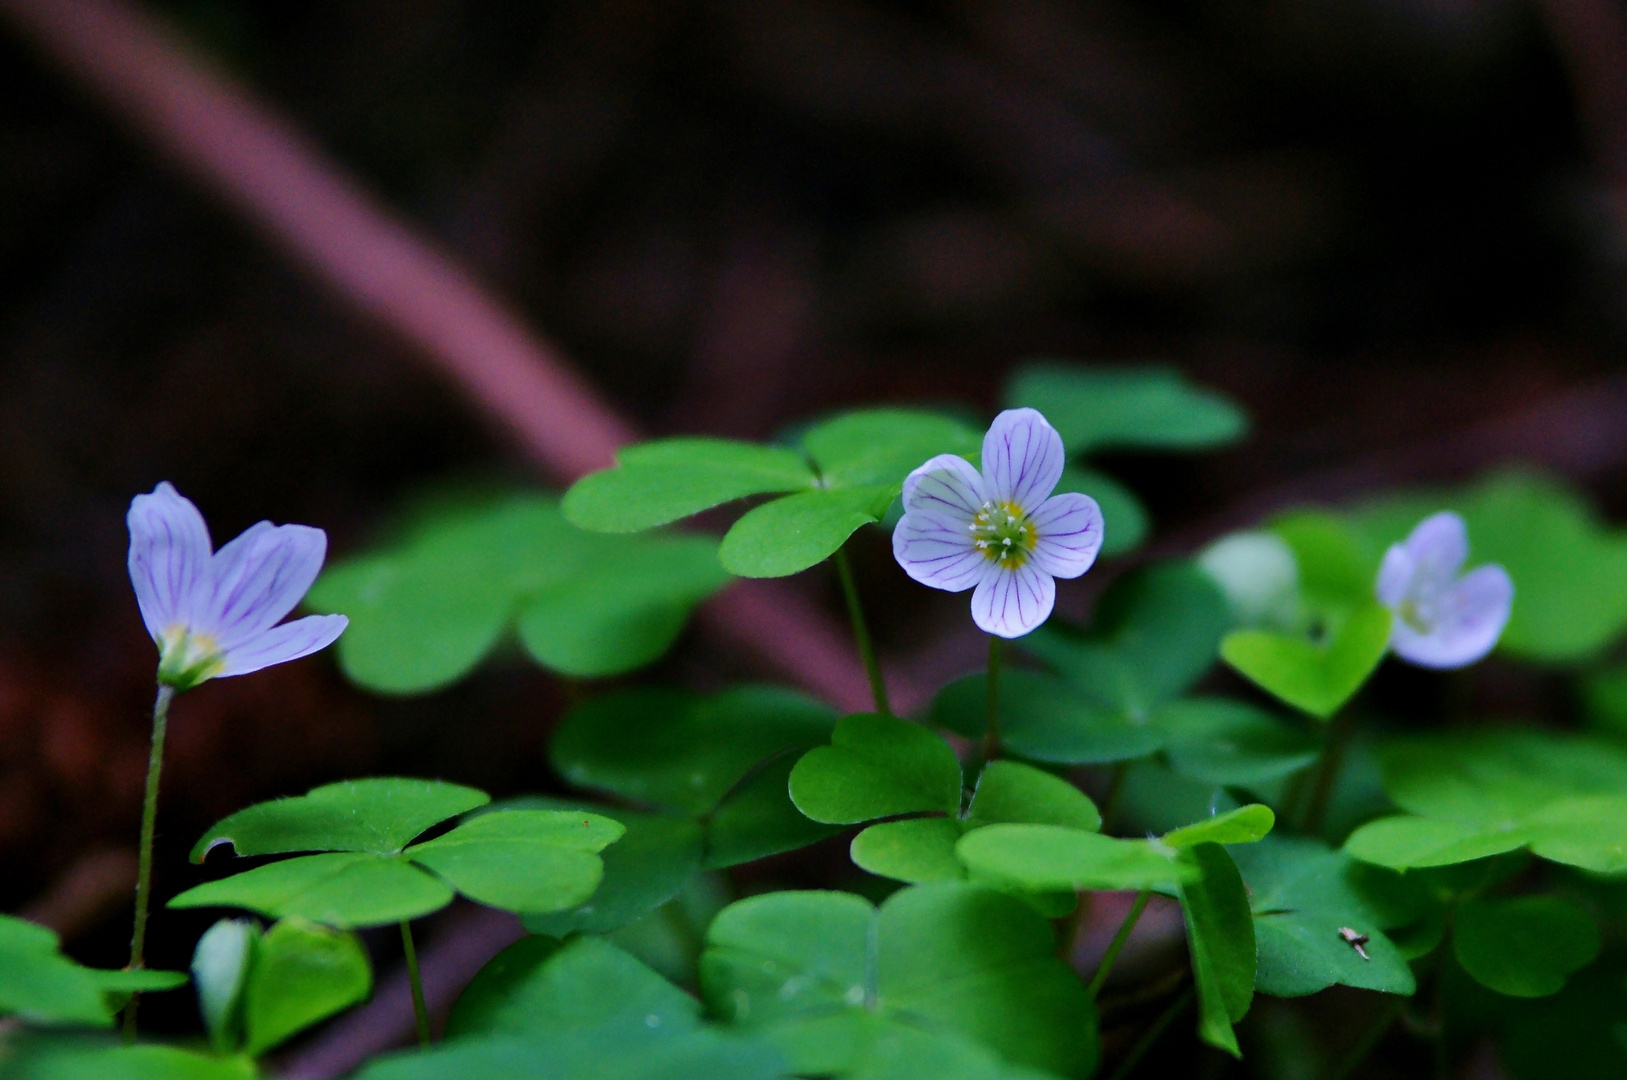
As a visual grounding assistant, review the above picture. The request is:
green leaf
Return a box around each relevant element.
[851,818,966,884]
[956,825,1192,891]
[1022,562,1229,718]
[562,438,815,533]
[243,917,372,1056]
[720,485,897,578]
[405,810,623,914]
[1055,466,1147,557]
[1006,362,1246,456]
[1157,697,1321,786]
[18,1044,258,1080]
[1230,837,1419,997]
[762,1013,1062,1080]
[515,535,728,676]
[1177,844,1254,1057]
[551,687,835,817]
[931,670,1166,765]
[800,410,981,489]
[703,753,845,868]
[789,713,963,824]
[190,778,490,861]
[191,919,255,1053]
[358,1031,790,1080]
[169,852,454,928]
[1453,896,1600,998]
[0,917,118,1028]
[448,936,699,1041]
[1162,804,1275,849]
[1345,816,1528,870]
[1495,962,1627,1080]
[1270,511,1375,616]
[701,884,1098,1078]
[964,761,1101,831]
[1220,604,1393,718]
[520,807,704,936]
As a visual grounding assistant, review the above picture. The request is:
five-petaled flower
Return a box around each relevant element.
[1376,511,1512,669]
[128,482,348,691]
[892,408,1104,638]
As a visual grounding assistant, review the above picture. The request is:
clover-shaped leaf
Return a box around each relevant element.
[12,1044,256,1080]
[1221,604,1392,719]
[789,713,963,824]
[932,670,1167,765]
[1453,896,1599,998]
[307,495,728,690]
[171,779,624,927]
[550,687,841,869]
[1005,363,1247,457]
[0,914,187,1029]
[1156,697,1320,787]
[563,409,981,578]
[242,917,373,1056]
[1344,731,1627,873]
[700,884,1098,1079]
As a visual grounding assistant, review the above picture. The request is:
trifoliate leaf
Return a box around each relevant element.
[963,760,1101,831]
[850,818,967,884]
[1220,604,1393,718]
[169,853,455,927]
[243,917,372,1056]
[405,810,623,913]
[562,439,815,533]
[0,915,185,1029]
[1452,896,1600,998]
[720,485,897,578]
[931,670,1166,765]
[800,410,981,489]
[957,825,1191,892]
[1157,697,1320,786]
[700,884,1098,1078]
[190,778,489,861]
[1005,363,1246,456]
[788,713,963,824]
[703,752,844,868]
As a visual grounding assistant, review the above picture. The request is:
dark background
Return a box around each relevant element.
[2,0,1625,1070]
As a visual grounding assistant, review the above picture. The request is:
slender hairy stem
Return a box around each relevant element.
[834,546,890,715]
[985,636,1003,760]
[122,682,174,1041]
[1106,985,1195,1080]
[1088,890,1151,998]
[1301,708,1351,836]
[400,920,431,1048]
[1319,994,1407,1080]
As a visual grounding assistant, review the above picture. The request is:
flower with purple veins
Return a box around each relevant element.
[128,482,348,691]
[1376,510,1512,669]
[892,407,1104,638]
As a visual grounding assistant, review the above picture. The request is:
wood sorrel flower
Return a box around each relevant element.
[128,482,348,691]
[892,408,1104,638]
[1376,511,1512,669]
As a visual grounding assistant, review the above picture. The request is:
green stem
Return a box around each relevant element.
[1088,890,1151,999]
[985,636,1003,760]
[1106,985,1195,1080]
[400,920,431,1048]
[1100,762,1129,834]
[1319,994,1406,1080]
[122,683,174,1042]
[1301,709,1351,836]
[834,546,890,716]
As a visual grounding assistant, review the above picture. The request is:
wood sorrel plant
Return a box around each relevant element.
[16,364,1627,1080]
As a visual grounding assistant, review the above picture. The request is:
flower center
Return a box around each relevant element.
[970,500,1036,569]
[157,625,226,691]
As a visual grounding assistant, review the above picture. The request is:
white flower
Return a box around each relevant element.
[892,408,1104,638]
[127,483,348,691]
[1376,511,1512,669]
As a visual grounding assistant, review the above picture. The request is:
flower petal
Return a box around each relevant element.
[901,453,986,520]
[1028,492,1104,579]
[982,408,1065,512]
[127,482,213,639]
[970,561,1056,638]
[1403,511,1469,586]
[1390,563,1512,669]
[218,614,349,678]
[893,510,992,593]
[1374,542,1415,609]
[201,522,329,649]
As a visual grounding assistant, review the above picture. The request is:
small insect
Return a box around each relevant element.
[1338,926,1371,960]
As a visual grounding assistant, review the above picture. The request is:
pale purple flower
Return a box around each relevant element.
[892,408,1104,638]
[128,483,348,691]
[1376,511,1512,669]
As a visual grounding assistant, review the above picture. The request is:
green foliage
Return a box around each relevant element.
[700,884,1098,1078]
[306,494,728,690]
[933,669,1168,764]
[1055,466,1147,557]
[563,409,980,578]
[5,1043,257,1080]
[1230,837,1421,997]
[242,918,372,1056]
[171,781,624,927]
[1344,731,1627,872]
[1178,843,1255,1057]
[549,687,841,868]
[958,827,1191,892]
[1452,896,1600,998]
[1220,604,1393,718]
[1157,698,1320,786]
[0,915,186,1029]
[789,713,963,823]
[1163,804,1276,848]
[1005,363,1247,456]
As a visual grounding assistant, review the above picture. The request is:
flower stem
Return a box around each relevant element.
[1106,984,1194,1080]
[1088,890,1151,999]
[984,636,1003,760]
[400,920,431,1048]
[834,546,890,715]
[122,682,174,1042]
[1300,708,1351,836]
